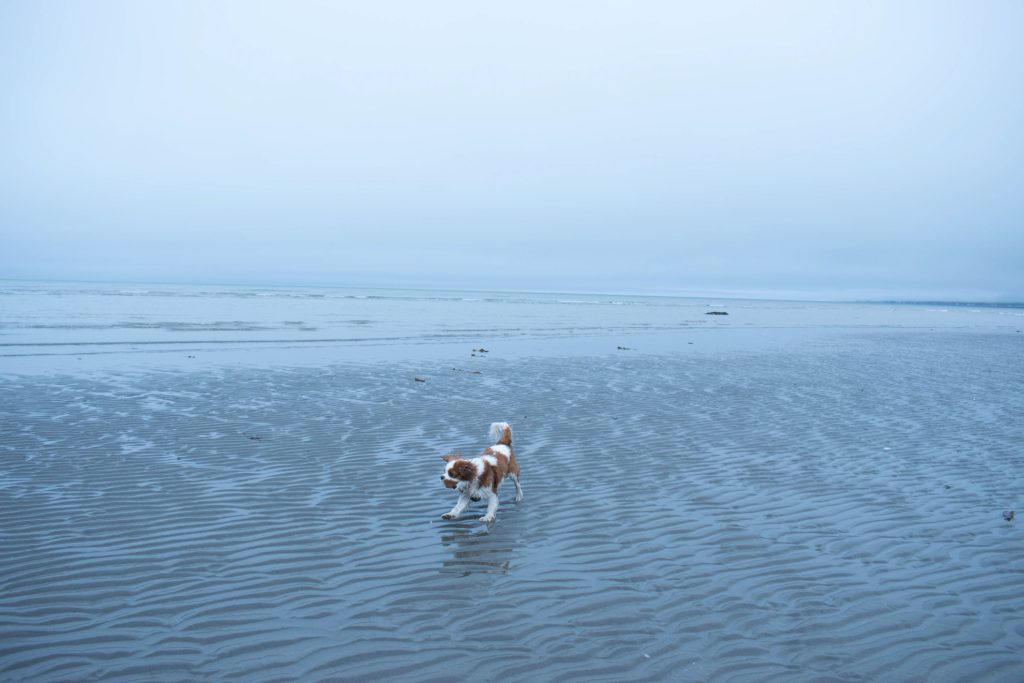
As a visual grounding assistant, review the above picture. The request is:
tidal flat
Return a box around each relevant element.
[1,285,1023,681]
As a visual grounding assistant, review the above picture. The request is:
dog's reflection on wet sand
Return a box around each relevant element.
[436,512,525,576]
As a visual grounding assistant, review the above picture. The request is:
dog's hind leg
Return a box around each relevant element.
[509,474,523,502]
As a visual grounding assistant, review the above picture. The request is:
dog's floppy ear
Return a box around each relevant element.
[451,460,477,481]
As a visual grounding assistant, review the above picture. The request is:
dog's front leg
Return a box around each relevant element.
[442,492,471,520]
[478,489,499,523]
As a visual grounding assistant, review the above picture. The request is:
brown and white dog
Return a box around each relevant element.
[440,422,523,523]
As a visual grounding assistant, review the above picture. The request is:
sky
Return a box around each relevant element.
[1,1,1022,301]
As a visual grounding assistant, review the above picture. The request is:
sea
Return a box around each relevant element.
[2,280,1021,375]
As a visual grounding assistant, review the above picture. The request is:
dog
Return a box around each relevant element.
[440,422,523,523]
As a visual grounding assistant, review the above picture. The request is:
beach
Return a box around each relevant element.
[1,284,1023,681]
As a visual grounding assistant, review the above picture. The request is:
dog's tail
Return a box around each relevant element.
[489,421,513,446]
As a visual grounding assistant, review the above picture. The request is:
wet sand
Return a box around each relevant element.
[1,330,1023,681]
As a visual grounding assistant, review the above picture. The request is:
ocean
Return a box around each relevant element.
[2,281,1020,375]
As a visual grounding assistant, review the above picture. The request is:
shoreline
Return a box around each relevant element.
[3,326,1020,378]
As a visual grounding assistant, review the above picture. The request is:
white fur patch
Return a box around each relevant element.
[489,444,510,458]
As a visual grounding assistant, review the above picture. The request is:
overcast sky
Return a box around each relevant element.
[1,1,1021,300]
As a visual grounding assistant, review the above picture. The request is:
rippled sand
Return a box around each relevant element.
[2,332,1022,681]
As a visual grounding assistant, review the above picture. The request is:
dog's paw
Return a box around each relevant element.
[514,494,524,502]
[441,513,457,520]
[479,515,495,524]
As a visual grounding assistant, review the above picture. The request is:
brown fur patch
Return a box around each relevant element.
[479,448,518,493]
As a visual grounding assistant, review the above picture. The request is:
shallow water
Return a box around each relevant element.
[2,322,1023,681]
[2,282,1021,374]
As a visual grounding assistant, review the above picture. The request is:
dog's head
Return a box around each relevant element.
[440,453,476,489]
